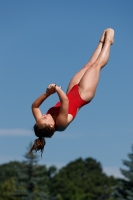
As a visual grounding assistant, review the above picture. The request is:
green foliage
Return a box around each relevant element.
[13,143,53,200]
[0,161,22,200]
[0,156,118,200]
[0,143,57,200]
[0,177,18,200]
[0,161,23,182]
[48,157,117,200]
[110,145,133,199]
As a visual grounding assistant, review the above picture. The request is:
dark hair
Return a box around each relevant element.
[29,123,55,157]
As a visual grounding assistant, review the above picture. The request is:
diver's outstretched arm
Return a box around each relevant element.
[55,86,69,129]
[32,93,50,121]
[32,84,56,121]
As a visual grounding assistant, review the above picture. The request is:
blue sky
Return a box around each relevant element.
[0,1,133,178]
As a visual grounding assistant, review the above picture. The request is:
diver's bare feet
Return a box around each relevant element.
[105,28,114,45]
[99,29,106,43]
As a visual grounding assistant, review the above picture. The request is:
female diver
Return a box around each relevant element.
[29,28,114,156]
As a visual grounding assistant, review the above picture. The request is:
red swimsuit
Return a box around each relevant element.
[46,84,89,118]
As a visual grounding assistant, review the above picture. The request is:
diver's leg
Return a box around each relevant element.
[66,29,107,93]
[78,28,114,102]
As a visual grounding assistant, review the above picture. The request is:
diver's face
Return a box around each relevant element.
[37,114,55,127]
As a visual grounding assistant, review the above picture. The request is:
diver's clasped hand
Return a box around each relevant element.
[46,84,62,95]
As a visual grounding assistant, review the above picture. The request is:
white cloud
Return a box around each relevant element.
[0,129,33,136]
[0,128,83,139]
